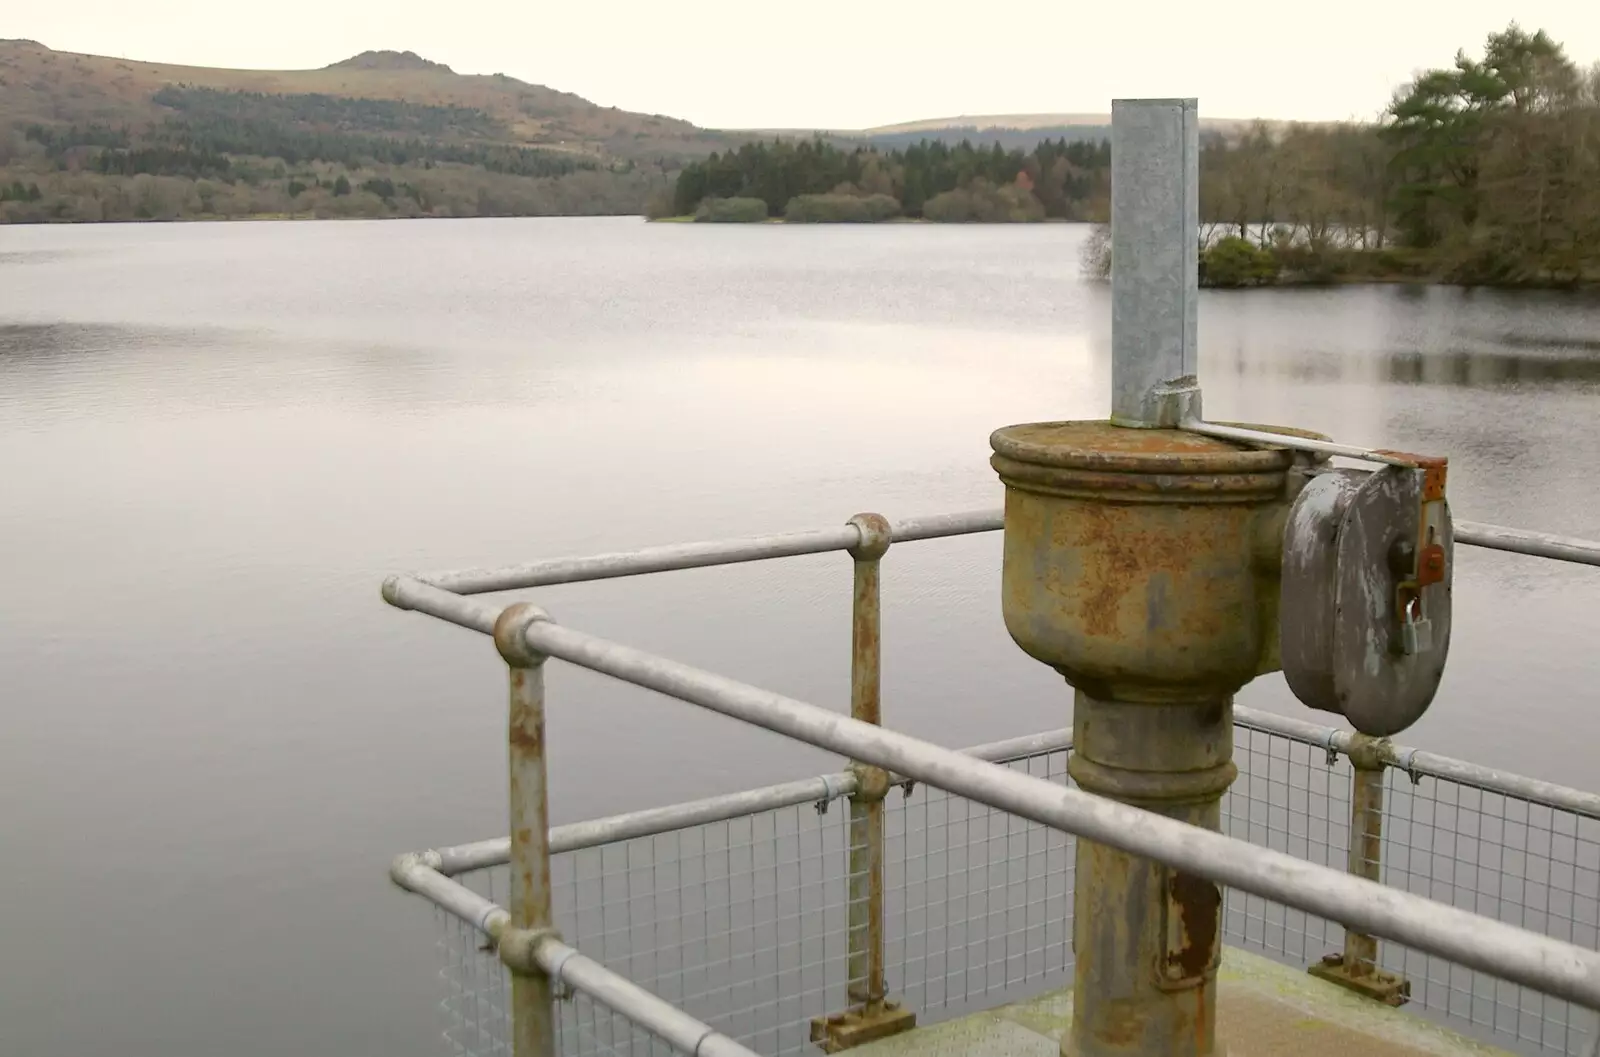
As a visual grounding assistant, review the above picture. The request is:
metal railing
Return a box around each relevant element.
[386,504,1600,1057]
[401,707,1599,1056]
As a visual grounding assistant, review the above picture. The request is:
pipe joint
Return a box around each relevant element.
[498,926,562,976]
[494,602,552,668]
[846,513,892,562]
[849,762,892,803]
[1346,733,1391,772]
[381,574,413,610]
[388,849,442,886]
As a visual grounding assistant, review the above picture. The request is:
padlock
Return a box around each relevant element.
[1400,598,1433,656]
[1279,465,1454,736]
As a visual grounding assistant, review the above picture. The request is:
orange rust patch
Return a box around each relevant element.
[1168,872,1222,979]
[1100,998,1145,1046]
[1374,450,1449,500]
[1072,505,1193,637]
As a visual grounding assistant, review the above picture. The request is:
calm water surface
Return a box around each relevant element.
[3,218,1599,1057]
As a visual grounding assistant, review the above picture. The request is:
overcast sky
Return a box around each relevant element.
[10,2,1600,130]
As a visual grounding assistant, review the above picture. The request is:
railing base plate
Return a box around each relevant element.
[810,1000,916,1052]
[1308,954,1412,1007]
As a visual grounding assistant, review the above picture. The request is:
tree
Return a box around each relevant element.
[332,174,351,196]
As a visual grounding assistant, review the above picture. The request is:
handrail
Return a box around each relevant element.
[1455,521,1600,568]
[404,703,1599,876]
[382,507,1600,608]
[1233,706,1600,820]
[514,616,1600,1010]
[414,509,1005,595]
[390,855,761,1057]
[418,727,1078,875]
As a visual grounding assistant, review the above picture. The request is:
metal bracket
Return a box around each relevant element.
[815,772,848,815]
[1392,747,1423,785]
[546,943,579,1001]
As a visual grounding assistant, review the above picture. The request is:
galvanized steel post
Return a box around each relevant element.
[495,603,558,1057]
[813,514,915,1052]
[1110,98,1201,428]
[1310,735,1411,1005]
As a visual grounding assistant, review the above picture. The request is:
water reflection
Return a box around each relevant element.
[1383,348,1600,386]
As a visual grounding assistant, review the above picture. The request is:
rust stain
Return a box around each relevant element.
[1073,504,1193,638]
[509,687,543,752]
[851,563,882,725]
[865,801,885,1002]
[1100,998,1145,1047]
[1374,450,1449,500]
[1167,872,1221,979]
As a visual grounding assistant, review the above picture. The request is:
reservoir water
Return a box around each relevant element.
[3,217,1599,1057]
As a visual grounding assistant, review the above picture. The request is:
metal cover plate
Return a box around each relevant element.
[1281,468,1453,736]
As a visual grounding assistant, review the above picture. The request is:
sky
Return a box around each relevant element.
[8,2,1600,130]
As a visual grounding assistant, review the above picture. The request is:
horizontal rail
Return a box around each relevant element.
[534,935,761,1057]
[391,855,759,1057]
[1234,706,1600,820]
[1455,520,1600,568]
[392,852,506,934]
[382,575,499,632]
[424,726,1077,875]
[382,510,1600,618]
[415,709,1595,876]
[518,618,1600,1010]
[410,509,1005,596]
[432,773,861,876]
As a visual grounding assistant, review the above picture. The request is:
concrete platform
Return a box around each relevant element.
[857,948,1514,1057]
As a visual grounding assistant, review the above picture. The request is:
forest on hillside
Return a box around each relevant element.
[668,24,1600,285]
[0,84,668,221]
[3,21,1598,283]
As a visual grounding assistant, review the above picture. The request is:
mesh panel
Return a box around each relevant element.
[430,726,1598,1057]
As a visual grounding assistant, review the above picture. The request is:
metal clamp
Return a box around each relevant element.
[1392,747,1423,785]
[1321,730,1340,768]
[815,772,848,815]
[546,943,580,1001]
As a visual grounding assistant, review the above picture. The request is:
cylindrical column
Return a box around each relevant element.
[991,421,1307,1057]
[1344,757,1385,976]
[496,604,557,1057]
[1068,694,1233,1057]
[846,514,890,1010]
[811,516,914,1052]
[1308,736,1409,1003]
[1111,98,1201,428]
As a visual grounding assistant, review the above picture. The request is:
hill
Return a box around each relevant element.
[0,40,737,222]
[740,112,1288,153]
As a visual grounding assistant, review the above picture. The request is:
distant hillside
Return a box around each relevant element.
[741,112,1282,152]
[0,41,738,222]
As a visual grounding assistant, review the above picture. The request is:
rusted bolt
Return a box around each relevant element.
[847,513,892,562]
[850,763,892,803]
[493,602,552,668]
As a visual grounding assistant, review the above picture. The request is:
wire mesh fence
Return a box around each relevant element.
[429,722,1598,1057]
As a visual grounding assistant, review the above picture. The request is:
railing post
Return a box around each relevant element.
[1309,734,1411,1005]
[495,604,559,1057]
[811,515,915,1052]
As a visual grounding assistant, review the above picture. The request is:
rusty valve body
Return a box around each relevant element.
[991,420,1320,1057]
